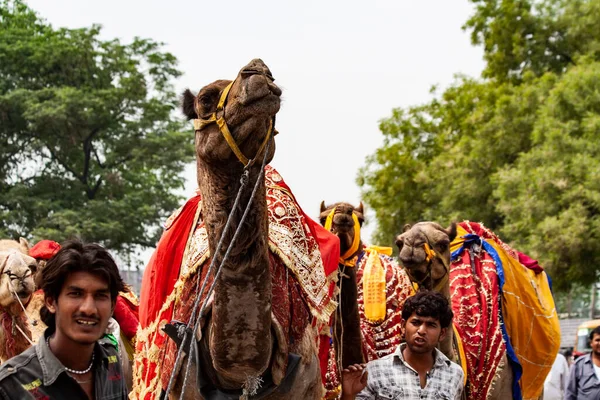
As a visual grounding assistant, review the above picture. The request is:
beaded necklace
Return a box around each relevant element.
[46,336,95,375]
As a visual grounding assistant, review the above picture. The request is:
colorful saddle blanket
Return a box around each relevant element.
[132,166,340,400]
[450,221,560,400]
[355,247,414,361]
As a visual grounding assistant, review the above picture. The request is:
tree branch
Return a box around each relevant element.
[82,128,100,185]
[87,176,103,199]
[106,154,134,170]
[47,146,83,183]
[92,145,106,168]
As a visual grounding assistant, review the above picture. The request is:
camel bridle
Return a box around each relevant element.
[408,242,450,292]
[323,207,361,267]
[192,73,276,167]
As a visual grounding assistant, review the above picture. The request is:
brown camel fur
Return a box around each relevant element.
[318,202,364,369]
[395,222,513,400]
[169,59,323,399]
[0,249,36,362]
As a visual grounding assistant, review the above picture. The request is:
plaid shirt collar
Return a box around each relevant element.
[393,342,451,372]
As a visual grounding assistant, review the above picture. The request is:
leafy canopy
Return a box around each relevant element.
[0,0,194,256]
[359,0,600,290]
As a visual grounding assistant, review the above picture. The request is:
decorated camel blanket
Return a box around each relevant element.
[450,221,559,400]
[354,247,414,361]
[132,166,340,400]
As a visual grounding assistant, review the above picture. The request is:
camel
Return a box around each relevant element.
[133,59,338,400]
[396,221,557,400]
[318,201,414,367]
[0,248,36,362]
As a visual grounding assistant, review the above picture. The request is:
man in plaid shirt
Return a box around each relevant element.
[342,291,463,399]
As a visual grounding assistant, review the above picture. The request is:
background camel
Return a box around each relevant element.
[133,59,338,400]
[0,248,36,362]
[396,221,557,400]
[319,202,413,365]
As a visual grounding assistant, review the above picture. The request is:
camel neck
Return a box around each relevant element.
[196,163,273,386]
[436,280,454,360]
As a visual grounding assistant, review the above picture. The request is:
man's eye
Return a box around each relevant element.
[68,291,81,297]
[95,293,109,300]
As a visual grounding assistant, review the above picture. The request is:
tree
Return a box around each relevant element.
[493,61,600,289]
[359,0,600,288]
[0,0,194,257]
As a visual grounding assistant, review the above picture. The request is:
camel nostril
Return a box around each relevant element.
[395,237,404,249]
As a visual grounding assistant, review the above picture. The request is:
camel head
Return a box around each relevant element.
[0,238,31,255]
[395,222,457,291]
[319,201,364,263]
[0,250,36,309]
[182,58,281,169]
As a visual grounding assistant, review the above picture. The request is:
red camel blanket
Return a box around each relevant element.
[450,222,506,400]
[132,166,340,400]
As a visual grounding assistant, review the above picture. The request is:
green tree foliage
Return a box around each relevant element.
[0,0,194,255]
[359,0,600,289]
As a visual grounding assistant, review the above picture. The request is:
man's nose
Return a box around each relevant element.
[417,324,427,335]
[79,294,97,314]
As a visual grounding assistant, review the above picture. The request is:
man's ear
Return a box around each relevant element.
[45,296,57,314]
[439,326,448,342]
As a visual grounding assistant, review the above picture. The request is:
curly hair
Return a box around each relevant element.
[39,240,126,329]
[402,290,454,328]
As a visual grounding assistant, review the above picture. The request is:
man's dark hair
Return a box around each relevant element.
[588,325,600,342]
[40,240,125,328]
[402,290,454,328]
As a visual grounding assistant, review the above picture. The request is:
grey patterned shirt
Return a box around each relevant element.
[0,329,128,400]
[357,343,464,400]
[565,353,600,400]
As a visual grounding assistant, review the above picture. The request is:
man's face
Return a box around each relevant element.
[45,271,113,345]
[402,313,447,355]
[591,333,600,356]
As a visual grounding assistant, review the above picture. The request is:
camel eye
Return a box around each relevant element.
[200,96,212,108]
[438,241,449,251]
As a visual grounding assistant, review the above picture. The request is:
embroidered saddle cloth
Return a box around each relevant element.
[132,166,340,400]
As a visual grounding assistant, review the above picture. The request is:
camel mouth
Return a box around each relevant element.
[238,73,282,107]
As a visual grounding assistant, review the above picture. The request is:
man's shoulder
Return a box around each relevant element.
[573,353,590,367]
[446,360,464,379]
[97,336,120,357]
[0,346,38,382]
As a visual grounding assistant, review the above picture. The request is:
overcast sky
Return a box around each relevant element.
[25,0,484,264]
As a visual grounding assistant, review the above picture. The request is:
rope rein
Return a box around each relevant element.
[164,132,274,399]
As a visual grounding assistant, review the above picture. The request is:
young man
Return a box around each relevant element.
[566,325,600,399]
[0,240,129,400]
[341,291,464,400]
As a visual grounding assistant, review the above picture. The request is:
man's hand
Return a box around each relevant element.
[341,364,368,399]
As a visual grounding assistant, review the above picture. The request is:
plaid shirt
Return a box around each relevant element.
[357,343,463,400]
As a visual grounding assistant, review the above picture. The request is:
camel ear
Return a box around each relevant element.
[356,202,364,214]
[19,237,31,252]
[320,201,327,213]
[0,252,8,274]
[181,89,197,120]
[446,222,457,242]
[403,224,412,233]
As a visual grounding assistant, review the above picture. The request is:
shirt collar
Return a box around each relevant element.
[36,329,113,386]
[394,342,452,370]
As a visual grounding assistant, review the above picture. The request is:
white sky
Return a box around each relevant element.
[25,0,484,266]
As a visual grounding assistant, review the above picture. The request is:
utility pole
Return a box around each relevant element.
[590,283,598,320]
